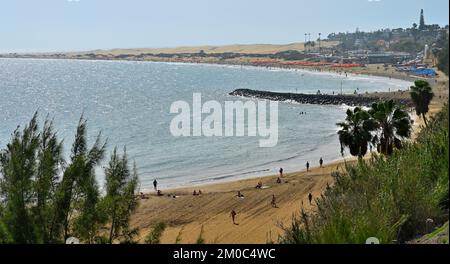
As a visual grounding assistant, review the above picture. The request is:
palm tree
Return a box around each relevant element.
[304,33,308,52]
[412,23,418,43]
[337,107,377,158]
[369,100,413,155]
[410,80,434,128]
[318,33,322,53]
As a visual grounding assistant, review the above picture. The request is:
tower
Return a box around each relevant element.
[419,9,425,30]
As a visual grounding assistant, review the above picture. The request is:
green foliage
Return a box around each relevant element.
[390,40,423,53]
[337,107,377,157]
[337,100,412,157]
[272,50,308,61]
[34,119,64,243]
[0,208,13,243]
[145,222,166,244]
[438,46,449,76]
[280,105,449,244]
[410,80,434,127]
[437,34,449,76]
[71,126,107,244]
[103,148,139,244]
[50,116,108,244]
[426,222,448,239]
[196,225,205,244]
[0,113,139,244]
[369,100,412,155]
[0,113,40,243]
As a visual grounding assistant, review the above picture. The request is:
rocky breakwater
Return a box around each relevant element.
[229,89,412,107]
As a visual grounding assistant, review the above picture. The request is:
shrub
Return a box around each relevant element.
[280,104,449,244]
[145,222,166,244]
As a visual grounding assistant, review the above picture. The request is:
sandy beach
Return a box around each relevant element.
[131,159,352,244]
[130,69,448,244]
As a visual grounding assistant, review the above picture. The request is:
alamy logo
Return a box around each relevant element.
[170,93,279,147]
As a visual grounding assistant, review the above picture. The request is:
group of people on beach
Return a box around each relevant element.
[138,180,161,199]
[193,190,203,196]
[147,158,325,226]
[305,157,324,172]
[153,179,203,197]
[153,180,165,197]
[230,193,314,225]
[229,161,324,224]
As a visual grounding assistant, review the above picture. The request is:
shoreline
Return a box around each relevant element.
[0,57,419,193]
[131,68,447,244]
[132,104,443,244]
[143,107,421,196]
[154,112,425,194]
[133,157,354,243]
[160,154,352,194]
[5,56,438,243]
[0,56,418,83]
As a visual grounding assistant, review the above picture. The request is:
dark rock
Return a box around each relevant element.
[229,89,411,107]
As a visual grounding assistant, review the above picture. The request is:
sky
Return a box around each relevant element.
[0,0,448,53]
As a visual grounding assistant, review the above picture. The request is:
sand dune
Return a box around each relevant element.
[89,41,339,55]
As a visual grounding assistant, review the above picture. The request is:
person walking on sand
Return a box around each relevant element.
[231,210,238,225]
[306,161,310,172]
[308,193,313,205]
[153,179,158,191]
[271,195,278,208]
[279,168,284,177]
[319,157,323,168]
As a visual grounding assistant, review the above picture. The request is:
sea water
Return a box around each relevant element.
[0,58,412,190]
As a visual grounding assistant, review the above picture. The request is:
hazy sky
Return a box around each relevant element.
[1,0,448,52]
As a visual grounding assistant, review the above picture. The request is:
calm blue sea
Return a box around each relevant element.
[0,58,412,190]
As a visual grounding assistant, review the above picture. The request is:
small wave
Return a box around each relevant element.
[189,168,272,183]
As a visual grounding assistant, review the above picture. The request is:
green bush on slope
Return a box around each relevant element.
[280,104,449,244]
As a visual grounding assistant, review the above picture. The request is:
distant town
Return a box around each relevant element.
[2,9,449,77]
